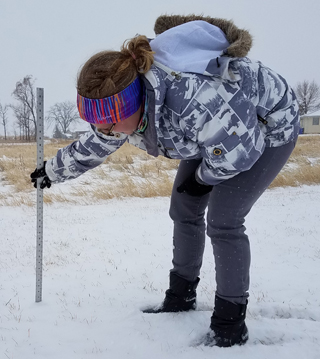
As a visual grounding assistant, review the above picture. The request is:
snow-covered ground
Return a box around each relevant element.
[1,185,320,359]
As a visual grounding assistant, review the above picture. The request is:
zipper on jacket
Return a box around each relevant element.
[257,115,268,125]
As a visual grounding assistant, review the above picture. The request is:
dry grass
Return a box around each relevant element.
[291,135,319,157]
[87,173,175,200]
[0,135,319,206]
[0,192,34,206]
[269,136,320,188]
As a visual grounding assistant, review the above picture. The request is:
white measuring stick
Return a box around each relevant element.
[35,88,44,303]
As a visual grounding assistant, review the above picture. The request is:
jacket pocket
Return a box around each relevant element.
[202,132,241,161]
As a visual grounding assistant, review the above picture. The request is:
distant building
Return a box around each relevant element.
[52,126,89,140]
[300,110,320,134]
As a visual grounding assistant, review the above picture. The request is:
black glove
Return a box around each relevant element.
[30,161,52,189]
[177,172,213,197]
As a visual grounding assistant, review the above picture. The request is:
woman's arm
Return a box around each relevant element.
[46,125,128,183]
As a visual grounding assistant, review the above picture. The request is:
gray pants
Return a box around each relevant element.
[169,141,296,304]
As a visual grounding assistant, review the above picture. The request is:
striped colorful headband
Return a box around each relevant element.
[77,77,142,124]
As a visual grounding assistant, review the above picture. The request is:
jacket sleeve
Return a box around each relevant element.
[256,63,300,147]
[45,125,128,183]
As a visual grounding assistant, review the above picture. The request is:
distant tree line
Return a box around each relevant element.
[1,75,320,141]
[0,75,80,141]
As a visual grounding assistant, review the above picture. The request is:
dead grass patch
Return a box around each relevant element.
[89,174,174,200]
[0,135,319,205]
[270,163,320,188]
[291,135,319,157]
[0,193,34,207]
[43,193,75,204]
[269,136,320,188]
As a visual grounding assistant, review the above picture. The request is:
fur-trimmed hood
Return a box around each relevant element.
[154,14,253,58]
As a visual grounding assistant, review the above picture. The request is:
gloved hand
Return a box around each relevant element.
[30,161,52,189]
[177,171,213,197]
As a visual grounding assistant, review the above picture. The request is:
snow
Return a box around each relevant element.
[307,157,320,166]
[1,185,320,358]
[301,110,320,117]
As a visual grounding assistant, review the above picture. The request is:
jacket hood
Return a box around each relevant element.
[150,15,253,81]
[154,15,253,58]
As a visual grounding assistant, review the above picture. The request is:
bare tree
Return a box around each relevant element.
[47,101,80,134]
[52,124,64,139]
[295,80,320,115]
[11,75,37,140]
[11,102,33,140]
[0,102,9,140]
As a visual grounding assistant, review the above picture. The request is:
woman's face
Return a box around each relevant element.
[93,105,142,136]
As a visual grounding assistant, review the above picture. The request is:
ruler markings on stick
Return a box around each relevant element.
[36,88,44,303]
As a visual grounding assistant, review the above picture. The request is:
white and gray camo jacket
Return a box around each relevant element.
[46,21,300,186]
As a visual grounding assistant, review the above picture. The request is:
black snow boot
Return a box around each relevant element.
[202,295,248,347]
[142,273,200,313]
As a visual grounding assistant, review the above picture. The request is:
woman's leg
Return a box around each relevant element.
[207,141,296,305]
[142,159,210,313]
[169,159,210,281]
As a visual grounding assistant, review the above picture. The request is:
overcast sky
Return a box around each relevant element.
[1,0,319,135]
